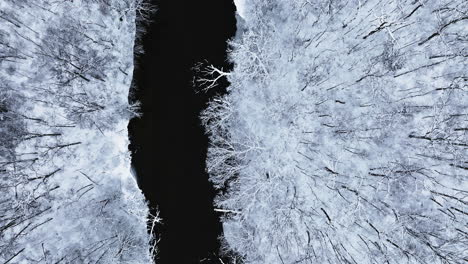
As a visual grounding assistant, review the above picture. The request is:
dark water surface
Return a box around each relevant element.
[128,1,237,263]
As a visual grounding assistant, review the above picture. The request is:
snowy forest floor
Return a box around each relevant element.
[203,0,468,263]
[0,1,152,263]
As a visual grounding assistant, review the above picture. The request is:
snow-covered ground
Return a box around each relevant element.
[234,0,246,18]
[0,0,152,263]
[204,0,468,263]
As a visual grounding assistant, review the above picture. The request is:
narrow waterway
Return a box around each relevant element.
[128,1,237,263]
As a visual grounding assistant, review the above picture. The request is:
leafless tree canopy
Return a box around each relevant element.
[203,0,467,263]
[0,0,155,263]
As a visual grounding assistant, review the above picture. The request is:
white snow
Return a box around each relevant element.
[233,0,246,18]
[204,0,468,263]
[0,0,153,263]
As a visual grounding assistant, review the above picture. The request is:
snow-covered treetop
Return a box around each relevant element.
[203,0,468,263]
[0,1,154,263]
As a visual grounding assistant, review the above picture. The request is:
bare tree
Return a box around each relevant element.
[203,0,468,263]
[0,0,153,263]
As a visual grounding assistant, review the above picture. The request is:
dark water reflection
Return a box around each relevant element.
[128,1,237,263]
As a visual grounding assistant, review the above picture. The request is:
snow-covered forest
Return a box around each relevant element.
[0,0,153,262]
[2,0,466,263]
[204,0,468,263]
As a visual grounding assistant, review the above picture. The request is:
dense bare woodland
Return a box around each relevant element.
[2,0,466,263]
[0,0,154,263]
[203,0,467,263]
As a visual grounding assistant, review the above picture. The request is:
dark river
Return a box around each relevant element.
[128,1,237,263]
